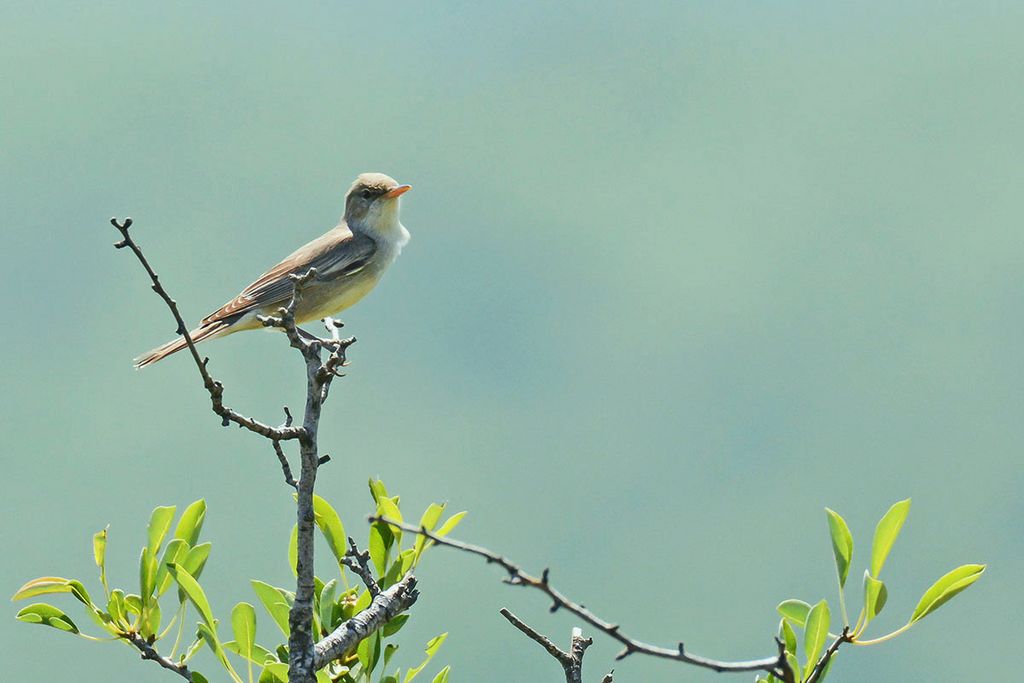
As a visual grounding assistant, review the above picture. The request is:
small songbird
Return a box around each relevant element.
[134,173,411,368]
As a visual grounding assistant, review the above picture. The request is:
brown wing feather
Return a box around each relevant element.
[201,225,377,325]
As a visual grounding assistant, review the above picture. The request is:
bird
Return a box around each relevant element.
[134,172,411,368]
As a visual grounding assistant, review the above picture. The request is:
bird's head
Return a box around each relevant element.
[344,173,411,234]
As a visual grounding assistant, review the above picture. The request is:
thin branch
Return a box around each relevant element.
[272,440,298,489]
[125,632,192,681]
[500,608,573,667]
[341,536,381,597]
[369,516,794,682]
[805,628,851,683]
[313,573,420,670]
[110,218,303,442]
[500,609,594,683]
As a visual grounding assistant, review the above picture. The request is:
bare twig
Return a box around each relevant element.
[369,516,794,682]
[805,628,851,683]
[341,537,381,597]
[112,219,358,683]
[313,573,420,670]
[272,440,298,489]
[125,632,192,681]
[500,609,595,683]
[110,218,303,442]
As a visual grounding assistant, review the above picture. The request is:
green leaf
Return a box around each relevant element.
[404,633,447,682]
[357,630,382,674]
[156,538,190,596]
[93,527,109,594]
[312,494,347,565]
[168,563,215,628]
[147,505,177,557]
[142,601,162,639]
[383,549,416,589]
[383,614,410,637]
[431,666,451,683]
[319,579,338,630]
[197,622,243,683]
[11,577,72,601]
[16,603,79,633]
[369,478,389,504]
[224,641,273,666]
[910,564,985,623]
[825,508,854,588]
[180,542,212,579]
[259,663,288,683]
[66,580,92,607]
[803,600,830,676]
[777,599,811,627]
[377,497,403,547]
[251,580,291,637]
[174,500,207,547]
[383,642,399,672]
[862,571,888,625]
[413,503,445,562]
[231,602,257,660]
[124,594,143,615]
[177,542,212,603]
[785,653,800,683]
[434,511,467,538]
[288,524,298,577]
[778,619,797,656]
[107,590,127,626]
[369,522,391,577]
[139,546,157,604]
[192,673,210,683]
[870,499,910,577]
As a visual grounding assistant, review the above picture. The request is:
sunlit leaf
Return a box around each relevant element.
[174,500,207,547]
[156,539,190,596]
[288,525,298,577]
[259,662,288,683]
[413,503,445,562]
[147,505,177,557]
[312,495,347,566]
[779,619,797,656]
[358,631,382,674]
[168,563,215,628]
[870,499,910,577]
[434,511,467,538]
[232,602,257,660]
[198,622,243,683]
[910,564,985,623]
[319,579,338,631]
[11,577,72,602]
[384,614,410,638]
[251,580,291,637]
[431,666,451,683]
[369,479,389,504]
[224,641,274,666]
[15,603,79,633]
[404,633,447,682]
[377,498,403,548]
[803,600,830,676]
[93,527,109,594]
[862,571,888,626]
[369,522,391,577]
[777,599,811,627]
[825,508,853,588]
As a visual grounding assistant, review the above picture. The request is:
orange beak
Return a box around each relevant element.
[384,184,412,199]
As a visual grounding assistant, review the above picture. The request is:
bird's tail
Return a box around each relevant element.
[133,322,229,369]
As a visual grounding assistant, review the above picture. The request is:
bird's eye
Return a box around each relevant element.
[360,189,373,199]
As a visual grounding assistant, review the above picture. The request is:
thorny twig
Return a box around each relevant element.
[369,515,797,683]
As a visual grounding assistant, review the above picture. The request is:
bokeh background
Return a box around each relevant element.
[2,1,1021,681]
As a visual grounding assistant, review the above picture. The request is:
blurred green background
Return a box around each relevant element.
[2,1,1020,680]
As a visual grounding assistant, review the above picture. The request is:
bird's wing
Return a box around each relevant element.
[201,225,378,325]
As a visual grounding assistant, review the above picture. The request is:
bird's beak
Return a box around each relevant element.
[384,184,412,199]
